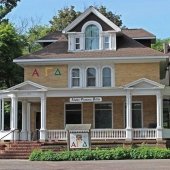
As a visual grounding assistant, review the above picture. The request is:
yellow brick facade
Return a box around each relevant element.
[24,65,68,88]
[115,63,160,86]
[30,96,156,130]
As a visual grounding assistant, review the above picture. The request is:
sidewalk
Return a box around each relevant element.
[0,159,170,170]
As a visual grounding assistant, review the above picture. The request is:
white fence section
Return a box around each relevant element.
[133,129,156,139]
[91,129,126,140]
[48,130,67,141]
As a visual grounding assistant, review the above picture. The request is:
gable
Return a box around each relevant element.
[7,81,47,91]
[124,78,165,89]
[70,13,114,32]
[63,6,121,33]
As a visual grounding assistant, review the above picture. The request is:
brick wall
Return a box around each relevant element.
[24,65,68,88]
[30,96,156,130]
[115,63,160,86]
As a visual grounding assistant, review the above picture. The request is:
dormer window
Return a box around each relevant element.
[85,25,99,50]
[75,37,80,50]
[104,36,110,49]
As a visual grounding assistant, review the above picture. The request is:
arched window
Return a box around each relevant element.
[102,67,111,87]
[85,25,99,50]
[87,68,96,87]
[71,68,80,87]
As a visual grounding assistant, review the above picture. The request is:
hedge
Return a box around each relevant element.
[29,147,170,161]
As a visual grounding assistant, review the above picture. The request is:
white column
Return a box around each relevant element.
[126,90,133,141]
[27,102,31,141]
[20,100,27,140]
[40,94,47,141]
[11,94,18,130]
[156,91,163,140]
[1,98,4,131]
[10,94,19,141]
[0,99,1,130]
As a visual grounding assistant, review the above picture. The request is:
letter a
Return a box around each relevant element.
[71,142,76,147]
[32,69,39,77]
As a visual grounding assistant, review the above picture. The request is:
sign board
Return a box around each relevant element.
[70,133,89,149]
[70,97,102,103]
[65,124,91,150]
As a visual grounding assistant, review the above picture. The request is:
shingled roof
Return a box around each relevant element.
[16,34,165,60]
[122,28,156,39]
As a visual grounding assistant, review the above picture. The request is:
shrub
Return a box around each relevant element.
[29,147,170,161]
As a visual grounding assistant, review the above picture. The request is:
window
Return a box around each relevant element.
[102,67,111,87]
[75,37,80,50]
[85,25,99,50]
[65,104,82,124]
[124,102,142,128]
[71,68,80,87]
[104,36,110,49]
[87,68,96,87]
[95,103,112,128]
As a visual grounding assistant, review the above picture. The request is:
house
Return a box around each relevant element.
[0,6,169,144]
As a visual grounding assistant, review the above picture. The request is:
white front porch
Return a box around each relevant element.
[0,79,169,142]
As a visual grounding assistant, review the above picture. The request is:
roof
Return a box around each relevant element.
[37,31,67,42]
[15,34,165,61]
[122,28,156,39]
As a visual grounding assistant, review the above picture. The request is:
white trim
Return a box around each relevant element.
[7,81,48,91]
[81,21,103,33]
[133,37,156,40]
[36,40,58,43]
[124,78,165,89]
[13,56,168,65]
[62,6,121,33]
[93,102,113,129]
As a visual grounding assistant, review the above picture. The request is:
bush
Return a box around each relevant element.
[29,147,170,161]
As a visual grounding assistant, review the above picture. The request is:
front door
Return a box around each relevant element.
[36,112,41,129]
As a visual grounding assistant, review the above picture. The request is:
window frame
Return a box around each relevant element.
[81,21,102,51]
[64,103,83,126]
[86,67,97,87]
[102,66,112,87]
[93,102,113,129]
[75,37,80,50]
[104,35,110,50]
[124,101,143,128]
[70,67,82,88]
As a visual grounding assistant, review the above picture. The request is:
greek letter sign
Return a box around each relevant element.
[70,133,89,149]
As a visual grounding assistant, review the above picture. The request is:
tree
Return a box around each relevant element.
[49,5,123,31]
[96,5,122,27]
[0,0,20,22]
[152,38,170,52]
[50,6,81,31]
[23,25,50,54]
[0,22,23,88]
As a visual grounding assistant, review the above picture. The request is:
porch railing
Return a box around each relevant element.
[47,129,126,141]
[48,130,67,141]
[133,128,156,139]
[91,129,126,140]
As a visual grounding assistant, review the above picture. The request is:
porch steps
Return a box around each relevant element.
[0,141,41,159]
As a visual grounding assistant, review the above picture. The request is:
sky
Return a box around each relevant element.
[6,0,170,39]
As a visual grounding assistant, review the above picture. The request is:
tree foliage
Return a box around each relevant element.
[50,6,81,31]
[0,0,20,22]
[0,22,23,88]
[152,38,170,52]
[49,5,123,31]
[24,25,50,54]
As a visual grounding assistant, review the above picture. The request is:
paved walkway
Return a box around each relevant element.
[0,159,170,170]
